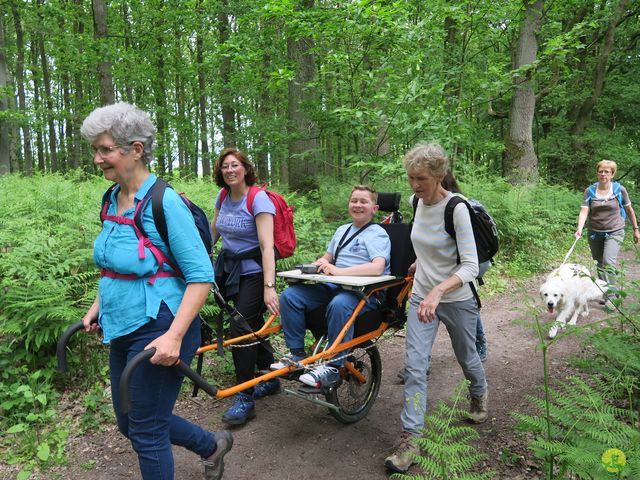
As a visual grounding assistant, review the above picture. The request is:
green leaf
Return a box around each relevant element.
[37,442,51,461]
[17,469,32,480]
[7,423,26,433]
[35,393,47,406]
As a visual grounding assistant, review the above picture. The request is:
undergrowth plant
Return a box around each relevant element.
[516,282,640,479]
[393,382,495,480]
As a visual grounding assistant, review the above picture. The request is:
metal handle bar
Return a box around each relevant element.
[56,320,91,373]
[119,347,218,414]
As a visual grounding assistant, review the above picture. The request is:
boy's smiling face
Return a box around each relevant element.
[348,189,378,227]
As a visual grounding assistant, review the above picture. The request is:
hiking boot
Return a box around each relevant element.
[270,352,307,370]
[222,393,255,425]
[384,432,420,473]
[203,431,233,480]
[253,378,281,399]
[468,391,489,424]
[299,364,340,388]
[476,335,488,362]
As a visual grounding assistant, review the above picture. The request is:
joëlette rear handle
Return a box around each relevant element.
[119,347,218,414]
[56,320,93,373]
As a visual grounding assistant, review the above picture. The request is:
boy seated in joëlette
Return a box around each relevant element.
[270,185,391,388]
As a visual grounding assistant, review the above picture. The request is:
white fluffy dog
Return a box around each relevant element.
[539,263,608,338]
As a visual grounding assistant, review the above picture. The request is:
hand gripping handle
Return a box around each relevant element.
[119,348,218,413]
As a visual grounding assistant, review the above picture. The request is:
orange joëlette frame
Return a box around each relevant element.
[195,276,413,398]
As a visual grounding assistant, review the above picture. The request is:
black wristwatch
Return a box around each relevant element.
[264,281,276,288]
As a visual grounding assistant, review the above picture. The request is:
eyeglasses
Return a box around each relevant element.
[221,163,243,171]
[91,144,121,158]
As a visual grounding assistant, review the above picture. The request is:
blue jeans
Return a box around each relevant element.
[109,303,215,480]
[279,283,379,366]
[401,294,487,434]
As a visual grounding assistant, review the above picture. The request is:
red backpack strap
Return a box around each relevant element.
[245,185,263,216]
[218,187,229,208]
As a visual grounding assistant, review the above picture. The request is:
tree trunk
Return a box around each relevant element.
[92,0,114,105]
[73,0,86,171]
[0,16,11,175]
[570,0,629,135]
[287,0,318,192]
[503,0,544,185]
[36,5,59,173]
[196,1,211,177]
[11,0,33,175]
[29,41,45,171]
[218,0,236,148]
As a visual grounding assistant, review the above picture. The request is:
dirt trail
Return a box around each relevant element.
[12,251,638,480]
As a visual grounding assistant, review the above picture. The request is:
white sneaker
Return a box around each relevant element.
[299,364,340,388]
[270,353,307,370]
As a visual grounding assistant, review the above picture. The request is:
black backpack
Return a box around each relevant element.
[412,195,499,264]
[412,195,499,308]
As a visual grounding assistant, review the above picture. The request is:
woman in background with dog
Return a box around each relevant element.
[575,160,640,299]
[80,103,232,480]
[384,143,488,474]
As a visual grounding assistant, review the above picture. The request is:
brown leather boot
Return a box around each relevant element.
[468,391,489,424]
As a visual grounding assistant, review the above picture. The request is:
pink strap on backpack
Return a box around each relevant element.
[100,196,181,284]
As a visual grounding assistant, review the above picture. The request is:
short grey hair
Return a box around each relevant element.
[402,143,449,178]
[80,102,155,163]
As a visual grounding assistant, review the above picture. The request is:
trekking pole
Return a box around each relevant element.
[561,236,581,266]
[56,319,98,373]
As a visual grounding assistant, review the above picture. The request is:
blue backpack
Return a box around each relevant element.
[586,181,626,220]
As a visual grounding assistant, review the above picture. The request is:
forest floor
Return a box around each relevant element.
[4,250,637,480]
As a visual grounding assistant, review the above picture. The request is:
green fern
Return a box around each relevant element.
[392,383,495,480]
[514,376,640,479]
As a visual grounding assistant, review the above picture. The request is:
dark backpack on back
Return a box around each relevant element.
[219,185,296,259]
[412,194,499,308]
[412,195,499,264]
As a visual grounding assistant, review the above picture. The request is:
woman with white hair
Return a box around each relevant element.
[384,143,488,474]
[80,102,232,480]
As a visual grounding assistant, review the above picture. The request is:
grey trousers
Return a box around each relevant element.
[588,228,624,289]
[400,293,487,434]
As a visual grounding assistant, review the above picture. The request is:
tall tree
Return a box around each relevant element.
[0,13,11,175]
[92,0,114,105]
[218,0,236,148]
[196,0,211,177]
[10,1,33,175]
[287,0,319,192]
[569,0,630,135]
[503,0,544,184]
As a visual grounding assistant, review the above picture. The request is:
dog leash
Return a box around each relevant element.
[560,236,581,266]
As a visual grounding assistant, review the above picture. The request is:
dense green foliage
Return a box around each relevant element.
[1,1,639,189]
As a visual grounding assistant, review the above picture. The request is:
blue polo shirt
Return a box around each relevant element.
[94,174,214,343]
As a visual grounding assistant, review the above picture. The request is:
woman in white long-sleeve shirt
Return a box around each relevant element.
[384,143,489,474]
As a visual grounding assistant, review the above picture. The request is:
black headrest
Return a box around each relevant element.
[377,192,401,213]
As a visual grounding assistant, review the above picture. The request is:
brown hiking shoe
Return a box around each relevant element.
[468,391,489,424]
[384,432,420,473]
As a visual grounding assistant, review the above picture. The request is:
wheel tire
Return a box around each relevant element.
[325,341,382,424]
